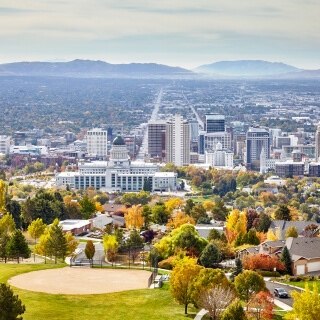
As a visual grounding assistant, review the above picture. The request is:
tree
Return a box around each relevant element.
[0,214,16,236]
[285,283,320,320]
[0,283,26,320]
[34,230,50,263]
[166,211,195,230]
[85,240,95,265]
[280,246,292,275]
[220,298,247,320]
[266,229,277,241]
[184,199,195,215]
[207,229,222,241]
[165,198,185,214]
[190,203,207,223]
[285,226,298,238]
[191,267,231,307]
[152,202,168,224]
[246,209,259,231]
[255,213,271,233]
[230,257,243,281]
[124,205,144,229]
[198,285,236,320]
[141,205,152,228]
[234,270,266,305]
[274,205,291,221]
[203,200,214,212]
[242,254,285,272]
[0,180,8,213]
[126,229,144,263]
[103,234,118,264]
[6,230,31,263]
[169,257,202,314]
[242,229,260,245]
[27,218,46,245]
[47,219,67,264]
[6,200,21,229]
[65,231,79,257]
[143,177,151,192]
[198,243,221,268]
[211,200,229,221]
[247,291,274,320]
[0,233,10,263]
[79,196,96,219]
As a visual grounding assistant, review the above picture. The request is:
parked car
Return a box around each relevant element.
[274,288,289,298]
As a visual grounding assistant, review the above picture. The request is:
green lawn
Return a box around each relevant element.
[1,264,198,320]
[286,280,320,291]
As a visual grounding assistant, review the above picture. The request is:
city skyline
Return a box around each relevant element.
[1,1,320,70]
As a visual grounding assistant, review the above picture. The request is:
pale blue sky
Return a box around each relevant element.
[1,0,320,69]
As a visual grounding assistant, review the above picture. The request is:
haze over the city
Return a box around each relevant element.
[1,0,320,70]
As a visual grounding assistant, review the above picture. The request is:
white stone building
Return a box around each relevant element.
[56,135,177,192]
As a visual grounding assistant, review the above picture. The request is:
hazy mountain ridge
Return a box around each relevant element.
[194,60,301,76]
[0,59,193,77]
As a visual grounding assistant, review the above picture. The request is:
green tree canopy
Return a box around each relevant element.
[0,283,26,320]
[234,270,266,304]
[198,243,221,268]
[47,219,67,264]
[274,204,291,221]
[6,230,31,263]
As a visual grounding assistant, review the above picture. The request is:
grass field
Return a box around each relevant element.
[286,280,320,291]
[1,263,198,320]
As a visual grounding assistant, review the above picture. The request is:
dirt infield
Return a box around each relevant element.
[8,267,152,294]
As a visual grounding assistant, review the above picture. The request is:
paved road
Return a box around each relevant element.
[266,280,302,308]
[182,90,204,130]
[135,86,164,161]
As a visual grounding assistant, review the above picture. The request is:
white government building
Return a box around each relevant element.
[56,135,178,192]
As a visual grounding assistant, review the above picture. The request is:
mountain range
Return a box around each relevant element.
[0,59,319,78]
[0,59,192,77]
[193,60,301,76]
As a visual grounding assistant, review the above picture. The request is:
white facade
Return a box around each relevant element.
[205,142,233,168]
[10,145,48,155]
[0,136,11,154]
[86,128,107,158]
[56,135,178,192]
[165,115,190,167]
[205,132,232,151]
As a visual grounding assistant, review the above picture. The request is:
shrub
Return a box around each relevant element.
[257,270,280,277]
[158,256,175,270]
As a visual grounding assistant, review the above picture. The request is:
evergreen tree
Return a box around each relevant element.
[256,212,272,232]
[143,178,151,192]
[184,199,195,215]
[281,246,292,275]
[198,243,221,268]
[0,283,26,320]
[274,204,291,221]
[47,220,67,264]
[230,257,243,282]
[242,230,260,245]
[207,228,221,241]
[6,230,31,263]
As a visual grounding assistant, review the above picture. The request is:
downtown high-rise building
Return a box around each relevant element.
[86,128,107,158]
[165,115,190,167]
[246,128,270,165]
[147,120,166,160]
[205,114,225,133]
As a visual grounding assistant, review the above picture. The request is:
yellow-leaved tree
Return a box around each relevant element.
[165,198,185,215]
[202,200,215,212]
[166,211,195,230]
[0,180,8,213]
[103,234,118,264]
[285,283,320,320]
[124,205,144,229]
[169,256,202,314]
[266,229,277,241]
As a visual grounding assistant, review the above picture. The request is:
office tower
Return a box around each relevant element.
[165,115,190,167]
[246,128,270,165]
[189,119,199,142]
[315,123,320,161]
[205,114,225,133]
[147,120,166,159]
[0,136,11,154]
[86,128,107,158]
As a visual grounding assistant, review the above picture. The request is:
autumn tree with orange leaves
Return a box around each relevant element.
[247,291,275,320]
[242,254,285,272]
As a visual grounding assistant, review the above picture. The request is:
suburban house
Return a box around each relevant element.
[238,237,320,275]
[59,219,92,235]
[269,220,320,239]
